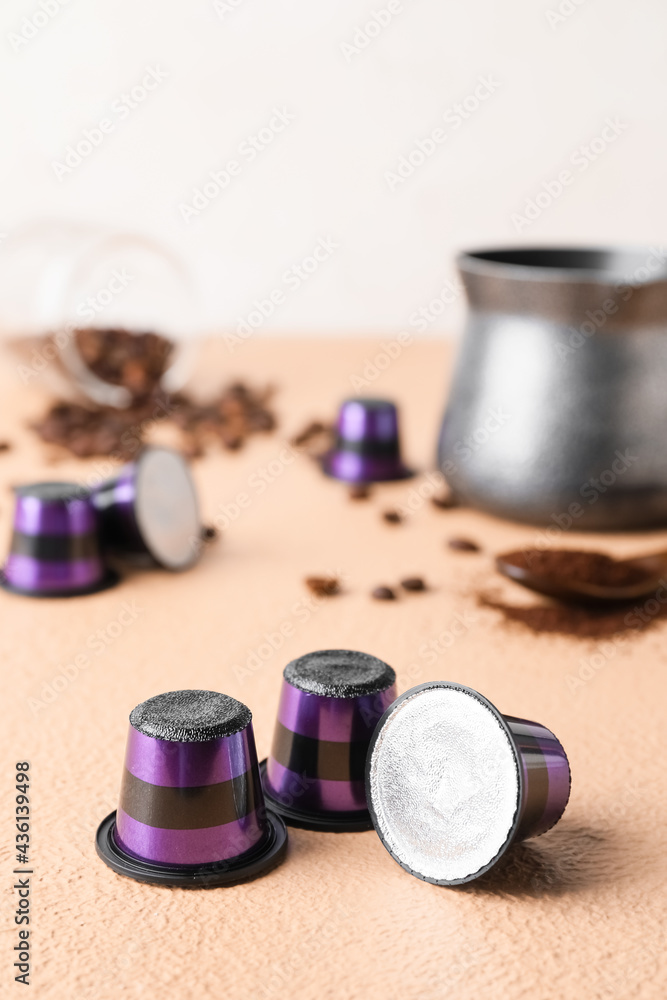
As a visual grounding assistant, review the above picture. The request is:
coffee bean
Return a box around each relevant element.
[76,327,173,402]
[200,525,218,542]
[372,585,396,601]
[182,439,205,461]
[431,492,458,510]
[0,441,11,453]
[291,420,327,446]
[305,576,340,597]
[400,577,426,592]
[349,484,371,500]
[448,537,480,552]
[218,429,244,450]
[290,419,335,458]
[68,433,96,458]
[382,510,403,525]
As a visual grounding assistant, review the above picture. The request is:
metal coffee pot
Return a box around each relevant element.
[438,247,667,529]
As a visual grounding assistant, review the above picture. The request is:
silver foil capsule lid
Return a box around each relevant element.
[366,681,571,886]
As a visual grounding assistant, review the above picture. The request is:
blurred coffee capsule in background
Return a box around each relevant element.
[366,681,571,885]
[1,482,118,597]
[96,689,288,887]
[93,447,201,570]
[321,398,414,483]
[261,650,397,831]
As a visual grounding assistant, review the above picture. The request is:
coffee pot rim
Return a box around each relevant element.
[457,245,667,287]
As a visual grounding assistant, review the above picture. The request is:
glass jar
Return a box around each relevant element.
[0,221,200,406]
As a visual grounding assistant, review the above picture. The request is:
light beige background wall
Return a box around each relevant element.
[1,0,666,335]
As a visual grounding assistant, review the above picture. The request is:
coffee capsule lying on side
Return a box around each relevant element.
[93,447,201,570]
[366,681,571,884]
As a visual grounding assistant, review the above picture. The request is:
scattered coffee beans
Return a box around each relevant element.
[372,586,396,601]
[349,484,371,500]
[305,576,341,598]
[75,327,172,402]
[400,577,427,592]
[431,492,458,510]
[383,510,403,525]
[200,525,218,542]
[448,537,480,552]
[32,330,277,461]
[290,420,335,459]
[0,441,11,453]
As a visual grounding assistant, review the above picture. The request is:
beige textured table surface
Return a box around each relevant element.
[1,338,666,1000]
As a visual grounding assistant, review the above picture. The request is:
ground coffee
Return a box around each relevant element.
[484,547,666,638]
[478,592,667,639]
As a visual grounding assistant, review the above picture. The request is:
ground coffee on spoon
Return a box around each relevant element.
[484,547,667,638]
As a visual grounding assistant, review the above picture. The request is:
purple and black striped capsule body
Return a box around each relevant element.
[504,714,572,841]
[1,482,117,597]
[262,650,397,831]
[96,690,287,887]
[92,447,201,571]
[321,399,413,483]
[366,681,571,885]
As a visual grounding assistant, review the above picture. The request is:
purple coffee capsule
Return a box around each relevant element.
[0,482,118,598]
[261,650,397,832]
[96,690,288,887]
[321,398,414,483]
[366,681,571,885]
[92,446,201,571]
